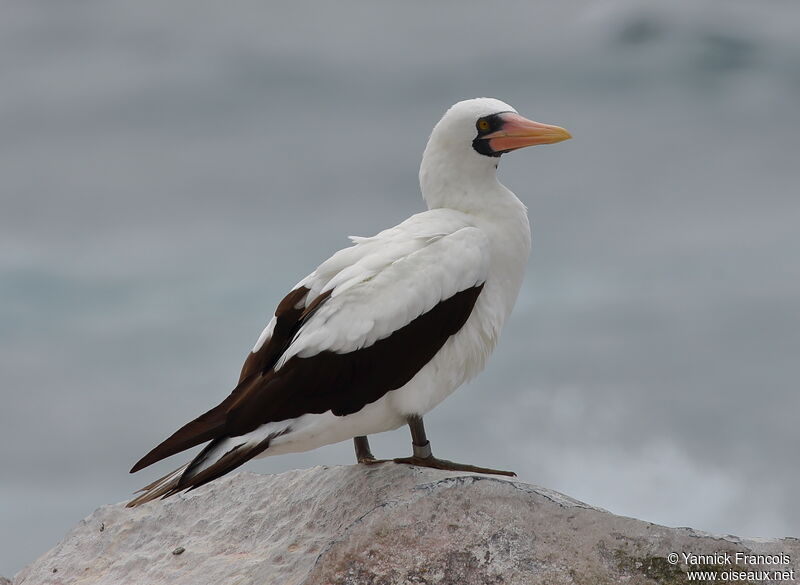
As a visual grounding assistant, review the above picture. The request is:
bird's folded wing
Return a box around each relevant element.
[130,219,489,473]
[285,225,490,359]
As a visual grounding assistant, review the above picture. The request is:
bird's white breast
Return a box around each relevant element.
[388,190,532,417]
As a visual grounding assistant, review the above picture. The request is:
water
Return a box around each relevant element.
[2,0,799,575]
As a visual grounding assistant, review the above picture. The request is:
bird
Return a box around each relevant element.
[127,97,571,507]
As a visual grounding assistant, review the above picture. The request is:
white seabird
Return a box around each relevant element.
[128,97,571,506]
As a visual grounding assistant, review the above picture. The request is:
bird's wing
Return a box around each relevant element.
[130,212,489,479]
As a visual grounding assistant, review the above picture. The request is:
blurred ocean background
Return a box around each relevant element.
[2,0,799,575]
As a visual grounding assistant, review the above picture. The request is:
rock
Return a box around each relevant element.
[14,465,800,584]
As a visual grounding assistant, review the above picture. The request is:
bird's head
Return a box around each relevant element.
[420,98,571,209]
[432,97,571,159]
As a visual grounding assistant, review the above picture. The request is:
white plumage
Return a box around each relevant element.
[275,220,491,361]
[128,97,570,505]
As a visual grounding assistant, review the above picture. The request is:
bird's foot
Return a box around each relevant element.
[357,455,383,465]
[354,436,381,465]
[392,455,516,477]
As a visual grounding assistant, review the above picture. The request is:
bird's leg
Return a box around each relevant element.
[353,435,377,464]
[392,415,516,477]
[407,414,432,458]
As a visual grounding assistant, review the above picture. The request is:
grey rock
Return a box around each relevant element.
[14,465,800,584]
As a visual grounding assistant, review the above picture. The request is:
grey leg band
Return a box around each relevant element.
[413,440,432,459]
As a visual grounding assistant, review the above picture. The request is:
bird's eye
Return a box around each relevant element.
[477,118,491,132]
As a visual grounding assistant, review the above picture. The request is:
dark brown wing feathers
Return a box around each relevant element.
[130,286,312,473]
[237,286,310,384]
[130,284,483,474]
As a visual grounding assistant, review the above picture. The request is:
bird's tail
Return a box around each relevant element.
[127,429,284,507]
[126,463,189,507]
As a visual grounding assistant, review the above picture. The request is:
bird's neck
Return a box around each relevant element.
[419,144,527,223]
[419,146,508,215]
[420,147,532,327]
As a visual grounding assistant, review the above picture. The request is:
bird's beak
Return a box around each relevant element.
[484,113,572,152]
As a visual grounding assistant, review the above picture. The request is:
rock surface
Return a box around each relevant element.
[14,465,800,584]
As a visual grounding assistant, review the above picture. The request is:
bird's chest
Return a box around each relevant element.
[389,214,530,416]
[388,265,525,417]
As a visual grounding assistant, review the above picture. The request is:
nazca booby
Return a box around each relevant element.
[128,98,570,506]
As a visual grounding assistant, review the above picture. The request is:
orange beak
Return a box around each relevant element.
[484,112,571,152]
